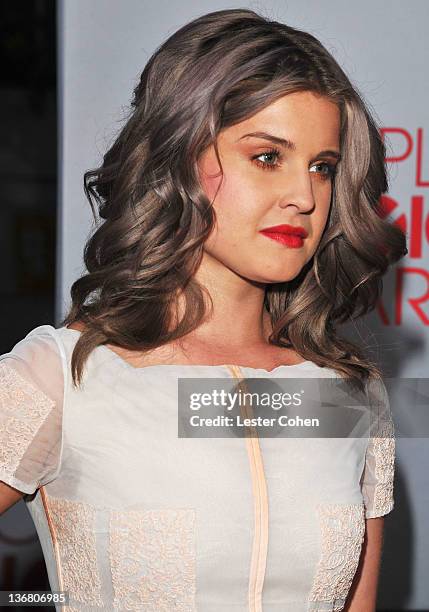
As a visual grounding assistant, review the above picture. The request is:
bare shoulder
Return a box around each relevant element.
[0,481,25,515]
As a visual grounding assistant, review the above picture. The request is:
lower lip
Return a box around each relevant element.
[260,231,305,248]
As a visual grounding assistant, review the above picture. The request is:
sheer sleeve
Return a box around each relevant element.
[360,375,395,519]
[0,326,65,495]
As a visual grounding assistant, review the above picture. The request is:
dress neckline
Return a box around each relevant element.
[59,326,316,373]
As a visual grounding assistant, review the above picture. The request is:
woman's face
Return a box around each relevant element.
[197,90,341,283]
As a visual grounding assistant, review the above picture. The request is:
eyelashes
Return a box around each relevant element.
[251,147,338,180]
[252,147,283,171]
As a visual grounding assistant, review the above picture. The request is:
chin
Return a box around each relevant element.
[266,273,303,284]
[245,268,304,284]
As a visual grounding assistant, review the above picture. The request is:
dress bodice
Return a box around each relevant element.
[0,325,395,611]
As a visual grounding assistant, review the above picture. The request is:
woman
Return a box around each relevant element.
[0,8,406,611]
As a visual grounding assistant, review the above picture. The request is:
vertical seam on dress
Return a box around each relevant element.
[226,365,269,612]
[39,486,64,593]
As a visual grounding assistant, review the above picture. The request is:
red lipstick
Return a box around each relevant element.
[259,224,308,248]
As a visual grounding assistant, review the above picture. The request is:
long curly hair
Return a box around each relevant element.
[61,8,407,390]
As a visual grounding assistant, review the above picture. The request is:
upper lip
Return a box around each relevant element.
[259,224,308,238]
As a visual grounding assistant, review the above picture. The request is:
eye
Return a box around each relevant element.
[310,162,338,181]
[252,151,338,180]
[252,148,282,171]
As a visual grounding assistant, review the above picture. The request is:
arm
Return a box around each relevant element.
[346,375,395,610]
[0,481,25,515]
[0,328,65,514]
[343,517,385,612]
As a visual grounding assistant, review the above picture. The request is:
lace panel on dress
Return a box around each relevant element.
[361,376,396,518]
[307,502,365,612]
[0,361,55,481]
[371,418,395,516]
[109,507,197,611]
[45,495,104,608]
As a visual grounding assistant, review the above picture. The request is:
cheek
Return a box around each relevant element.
[318,200,331,228]
[211,183,261,241]
[203,182,261,260]
[309,195,332,248]
[200,170,258,231]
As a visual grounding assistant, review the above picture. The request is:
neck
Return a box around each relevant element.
[175,251,273,349]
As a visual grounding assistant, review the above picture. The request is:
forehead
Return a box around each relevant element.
[222,91,341,148]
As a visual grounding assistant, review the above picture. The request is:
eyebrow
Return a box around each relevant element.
[237,131,342,161]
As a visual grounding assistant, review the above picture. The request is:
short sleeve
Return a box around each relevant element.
[0,326,65,495]
[360,376,395,519]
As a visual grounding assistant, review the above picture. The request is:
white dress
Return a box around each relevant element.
[0,324,395,612]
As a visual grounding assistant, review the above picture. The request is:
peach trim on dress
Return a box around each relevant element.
[39,486,65,593]
[227,365,269,612]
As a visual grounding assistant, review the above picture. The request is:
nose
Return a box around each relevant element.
[278,163,316,213]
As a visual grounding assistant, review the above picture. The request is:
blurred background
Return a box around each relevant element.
[0,1,428,610]
[0,2,56,608]
[0,0,56,347]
